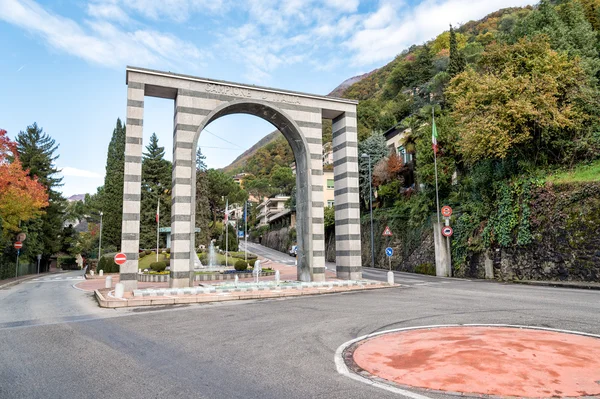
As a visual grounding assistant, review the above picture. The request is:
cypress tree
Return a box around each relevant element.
[195,147,211,247]
[16,123,66,269]
[448,24,466,77]
[139,133,172,249]
[101,119,126,250]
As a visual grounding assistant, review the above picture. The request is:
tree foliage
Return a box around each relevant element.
[0,129,48,234]
[100,119,126,249]
[447,37,590,163]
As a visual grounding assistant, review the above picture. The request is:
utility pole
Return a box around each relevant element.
[98,211,103,262]
[244,201,248,263]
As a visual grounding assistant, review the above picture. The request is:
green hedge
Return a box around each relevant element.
[97,256,119,273]
[234,260,248,271]
[150,261,167,272]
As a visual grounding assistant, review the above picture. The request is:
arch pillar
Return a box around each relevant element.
[119,81,145,292]
[333,112,362,280]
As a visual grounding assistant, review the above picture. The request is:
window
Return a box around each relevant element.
[327,200,334,207]
[326,179,334,189]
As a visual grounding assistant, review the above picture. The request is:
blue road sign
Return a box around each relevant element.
[385,247,393,257]
[238,231,244,238]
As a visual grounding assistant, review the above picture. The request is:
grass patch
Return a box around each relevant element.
[548,160,600,185]
[139,253,167,269]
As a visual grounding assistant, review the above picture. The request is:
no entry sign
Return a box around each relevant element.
[441,226,453,237]
[14,241,22,250]
[441,206,453,218]
[114,253,127,265]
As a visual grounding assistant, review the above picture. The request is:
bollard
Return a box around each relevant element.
[105,276,112,289]
[90,270,95,276]
[275,270,280,287]
[99,269,103,276]
[387,271,394,285]
[114,282,124,298]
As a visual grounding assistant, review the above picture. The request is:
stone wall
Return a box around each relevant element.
[456,183,600,282]
[254,227,293,254]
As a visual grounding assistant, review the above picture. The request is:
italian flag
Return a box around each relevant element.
[432,117,438,154]
[156,200,159,224]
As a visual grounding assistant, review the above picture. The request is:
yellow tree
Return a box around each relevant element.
[445,36,589,163]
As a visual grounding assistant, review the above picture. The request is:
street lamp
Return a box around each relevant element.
[361,153,375,269]
[98,211,103,262]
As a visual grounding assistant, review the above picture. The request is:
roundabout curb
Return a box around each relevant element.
[334,324,600,399]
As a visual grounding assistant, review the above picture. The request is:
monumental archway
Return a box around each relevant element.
[119,66,362,290]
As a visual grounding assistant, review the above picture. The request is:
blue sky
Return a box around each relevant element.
[0,0,534,196]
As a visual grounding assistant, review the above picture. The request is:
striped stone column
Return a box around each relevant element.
[332,113,362,280]
[170,90,204,288]
[120,81,145,291]
[305,121,326,282]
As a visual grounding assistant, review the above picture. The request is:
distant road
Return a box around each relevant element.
[241,241,458,286]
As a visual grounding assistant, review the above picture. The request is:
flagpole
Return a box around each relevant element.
[433,106,441,227]
[225,198,228,267]
[244,201,248,263]
[156,196,160,262]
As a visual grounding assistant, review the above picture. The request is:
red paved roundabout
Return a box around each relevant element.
[350,326,600,398]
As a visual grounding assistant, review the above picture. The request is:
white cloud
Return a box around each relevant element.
[116,0,231,22]
[60,167,103,178]
[323,0,359,13]
[0,0,206,69]
[87,1,130,23]
[346,0,536,66]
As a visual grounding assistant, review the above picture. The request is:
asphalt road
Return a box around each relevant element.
[1,253,599,399]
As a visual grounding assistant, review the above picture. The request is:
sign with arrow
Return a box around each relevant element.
[385,247,393,257]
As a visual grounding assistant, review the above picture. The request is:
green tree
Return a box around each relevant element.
[16,123,66,269]
[269,165,295,195]
[140,133,172,249]
[206,169,246,223]
[358,132,389,208]
[100,119,126,249]
[448,24,466,77]
[196,147,207,172]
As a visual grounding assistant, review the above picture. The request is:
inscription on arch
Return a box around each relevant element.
[203,82,301,105]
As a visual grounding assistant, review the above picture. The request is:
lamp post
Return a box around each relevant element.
[98,211,103,262]
[361,153,375,269]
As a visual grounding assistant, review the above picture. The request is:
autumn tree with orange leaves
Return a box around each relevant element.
[0,129,48,234]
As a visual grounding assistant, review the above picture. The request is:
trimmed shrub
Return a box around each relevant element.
[247,259,256,268]
[166,248,171,254]
[97,256,120,273]
[234,260,248,271]
[150,261,167,272]
[145,250,152,255]
[165,259,171,267]
[139,252,146,259]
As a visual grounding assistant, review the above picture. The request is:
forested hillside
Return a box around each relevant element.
[251,0,600,280]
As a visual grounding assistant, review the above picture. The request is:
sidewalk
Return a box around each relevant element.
[514,279,600,290]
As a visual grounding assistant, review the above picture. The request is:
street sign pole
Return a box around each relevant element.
[37,254,42,274]
[15,249,19,279]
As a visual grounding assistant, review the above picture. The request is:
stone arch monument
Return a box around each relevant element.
[119,66,362,290]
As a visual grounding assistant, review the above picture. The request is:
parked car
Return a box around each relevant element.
[288,245,297,257]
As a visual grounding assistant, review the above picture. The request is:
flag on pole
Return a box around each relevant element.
[156,199,160,223]
[432,117,439,154]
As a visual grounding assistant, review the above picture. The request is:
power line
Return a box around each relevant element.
[202,127,244,149]
[198,145,243,150]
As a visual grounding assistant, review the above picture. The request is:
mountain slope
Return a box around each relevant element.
[222,130,281,174]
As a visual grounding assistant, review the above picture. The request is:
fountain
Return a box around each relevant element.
[208,242,217,268]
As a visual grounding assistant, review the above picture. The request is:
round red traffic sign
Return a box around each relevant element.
[114,253,127,265]
[14,241,22,249]
[442,226,453,237]
[441,206,453,218]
